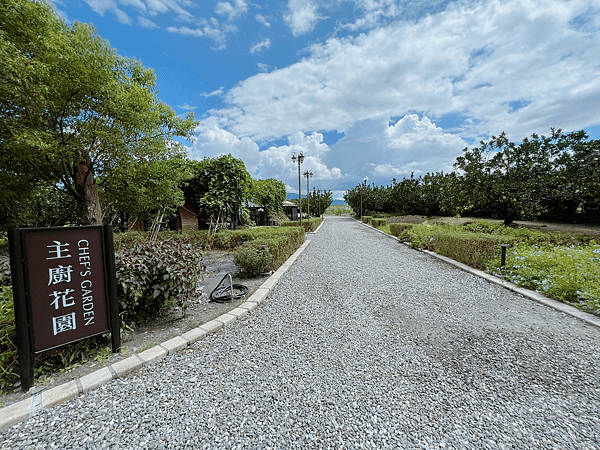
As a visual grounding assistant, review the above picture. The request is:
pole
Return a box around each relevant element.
[298,160,302,225]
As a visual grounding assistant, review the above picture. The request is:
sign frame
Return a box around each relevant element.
[8,225,120,391]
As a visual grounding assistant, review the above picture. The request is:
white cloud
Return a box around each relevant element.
[137,16,159,28]
[83,0,193,23]
[200,88,225,98]
[211,0,600,148]
[250,38,271,53]
[167,22,228,49]
[215,0,248,21]
[187,120,344,188]
[284,0,323,37]
[257,63,271,73]
[178,103,197,111]
[255,14,271,28]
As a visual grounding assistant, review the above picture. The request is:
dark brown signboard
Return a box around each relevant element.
[23,228,110,352]
[9,225,120,390]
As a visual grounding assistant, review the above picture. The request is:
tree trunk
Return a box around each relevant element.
[75,160,102,225]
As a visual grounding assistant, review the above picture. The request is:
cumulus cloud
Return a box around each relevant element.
[284,0,323,37]
[211,0,600,147]
[250,38,271,53]
[187,119,344,189]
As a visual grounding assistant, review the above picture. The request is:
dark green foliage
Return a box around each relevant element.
[234,245,273,277]
[281,218,322,232]
[431,232,512,270]
[389,223,415,237]
[185,155,252,229]
[371,218,387,227]
[308,189,333,216]
[344,129,598,225]
[115,239,204,323]
[361,216,372,224]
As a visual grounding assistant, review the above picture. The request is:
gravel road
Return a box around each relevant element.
[2,216,599,449]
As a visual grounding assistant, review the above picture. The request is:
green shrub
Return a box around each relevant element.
[234,245,273,277]
[0,286,17,391]
[371,218,388,228]
[432,231,513,270]
[115,239,204,323]
[281,218,321,232]
[361,216,372,224]
[0,257,11,287]
[389,223,415,237]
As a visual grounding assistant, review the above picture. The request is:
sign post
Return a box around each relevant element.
[9,225,120,391]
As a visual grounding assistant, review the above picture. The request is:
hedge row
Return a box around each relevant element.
[281,217,322,232]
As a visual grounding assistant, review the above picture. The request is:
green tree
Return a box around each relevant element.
[100,157,193,224]
[187,155,251,229]
[0,0,196,225]
[454,131,565,225]
[249,178,287,216]
[309,188,333,217]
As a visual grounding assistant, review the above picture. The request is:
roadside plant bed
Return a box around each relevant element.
[0,227,305,394]
[385,220,600,316]
[281,217,322,232]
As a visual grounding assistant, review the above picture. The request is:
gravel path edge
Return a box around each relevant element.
[0,239,313,431]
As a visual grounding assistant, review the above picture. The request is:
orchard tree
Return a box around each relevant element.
[0,0,197,225]
[455,131,557,225]
[249,178,286,216]
[309,188,333,217]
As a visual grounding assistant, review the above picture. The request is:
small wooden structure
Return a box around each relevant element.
[283,201,298,221]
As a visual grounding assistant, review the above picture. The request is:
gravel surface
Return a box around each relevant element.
[2,216,599,449]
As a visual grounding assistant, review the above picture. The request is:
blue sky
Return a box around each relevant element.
[51,0,600,201]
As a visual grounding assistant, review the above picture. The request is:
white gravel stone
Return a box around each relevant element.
[1,217,599,449]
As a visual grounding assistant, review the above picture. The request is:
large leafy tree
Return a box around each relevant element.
[454,131,565,225]
[0,0,196,225]
[187,155,252,229]
[249,178,286,216]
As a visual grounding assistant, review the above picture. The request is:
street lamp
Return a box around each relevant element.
[303,170,313,220]
[291,151,304,224]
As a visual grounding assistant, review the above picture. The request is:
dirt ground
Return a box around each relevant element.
[389,215,600,237]
[1,250,267,408]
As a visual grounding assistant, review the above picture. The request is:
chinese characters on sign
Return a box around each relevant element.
[24,229,110,353]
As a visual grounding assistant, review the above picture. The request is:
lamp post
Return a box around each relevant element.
[303,170,313,220]
[291,151,304,224]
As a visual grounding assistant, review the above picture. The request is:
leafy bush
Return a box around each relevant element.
[234,245,273,277]
[371,218,387,228]
[361,216,372,224]
[281,218,321,232]
[0,286,17,391]
[115,239,204,323]
[489,243,600,314]
[433,231,513,270]
[389,223,415,237]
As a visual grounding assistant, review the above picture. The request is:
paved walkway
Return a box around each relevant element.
[1,217,599,449]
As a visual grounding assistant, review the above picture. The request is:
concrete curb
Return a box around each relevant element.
[356,218,600,329]
[0,239,312,431]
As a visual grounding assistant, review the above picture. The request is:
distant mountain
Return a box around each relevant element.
[286,193,346,205]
